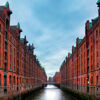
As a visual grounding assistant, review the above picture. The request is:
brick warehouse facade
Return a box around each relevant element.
[60,0,100,98]
[0,2,47,99]
[53,72,61,85]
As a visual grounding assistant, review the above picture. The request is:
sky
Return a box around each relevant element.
[0,0,98,77]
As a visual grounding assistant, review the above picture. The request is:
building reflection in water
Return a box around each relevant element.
[25,85,77,100]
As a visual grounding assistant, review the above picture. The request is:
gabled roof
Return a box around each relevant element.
[64,59,66,64]
[89,17,98,30]
[68,53,72,58]
[66,56,68,60]
[93,17,98,21]
[89,22,92,30]
[4,2,9,8]
[73,46,76,52]
[0,2,12,20]
[20,38,24,43]
[41,66,45,71]
[78,39,82,45]
[17,22,20,29]
[97,0,100,4]
[10,26,17,35]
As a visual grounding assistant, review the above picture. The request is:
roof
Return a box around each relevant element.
[64,59,66,64]
[69,53,72,58]
[89,22,92,30]
[88,17,98,30]
[4,2,9,8]
[78,39,82,45]
[66,56,68,59]
[20,38,24,43]
[97,0,100,4]
[10,26,17,35]
[17,22,20,29]
[73,46,76,52]
[42,66,45,71]
[93,17,98,21]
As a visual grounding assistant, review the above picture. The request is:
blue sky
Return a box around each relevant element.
[0,0,98,77]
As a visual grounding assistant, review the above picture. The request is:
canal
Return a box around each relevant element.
[25,85,77,100]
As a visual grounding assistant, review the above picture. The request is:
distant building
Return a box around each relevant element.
[48,77,53,82]
[53,72,61,85]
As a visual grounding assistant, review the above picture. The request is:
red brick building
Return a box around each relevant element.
[48,77,53,82]
[0,2,47,99]
[53,72,61,85]
[60,0,100,98]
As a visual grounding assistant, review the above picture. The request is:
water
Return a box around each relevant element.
[25,85,77,100]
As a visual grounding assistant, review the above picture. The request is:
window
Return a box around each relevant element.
[97,76,99,91]
[10,64,11,71]
[13,76,15,85]
[5,52,7,63]
[91,65,93,70]
[10,45,12,70]
[6,19,9,31]
[9,76,11,86]
[91,56,92,62]
[14,66,15,71]
[99,30,100,36]
[0,35,1,67]
[0,74,1,86]
[0,35,1,47]
[97,62,99,68]
[5,42,7,50]
[0,24,1,32]
[91,46,92,52]
[14,48,16,71]
[97,51,99,57]
[4,76,7,86]
[97,40,98,49]
[96,30,98,38]
[84,44,85,50]
[91,37,92,42]
[84,77,85,84]
[20,77,21,84]
[91,76,93,85]
[97,76,99,86]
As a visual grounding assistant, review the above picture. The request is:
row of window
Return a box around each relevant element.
[0,74,22,86]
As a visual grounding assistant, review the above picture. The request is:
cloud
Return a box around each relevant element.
[0,0,8,5]
[40,49,68,77]
[0,0,98,77]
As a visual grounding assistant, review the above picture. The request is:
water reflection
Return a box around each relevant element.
[25,85,77,100]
